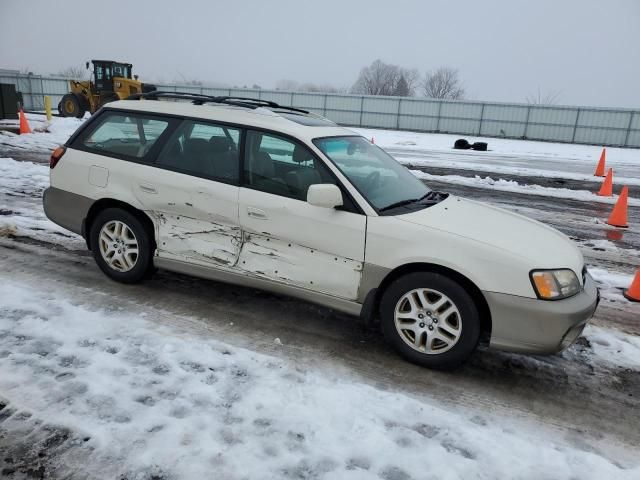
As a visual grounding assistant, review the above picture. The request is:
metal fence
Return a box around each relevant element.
[2,72,639,148]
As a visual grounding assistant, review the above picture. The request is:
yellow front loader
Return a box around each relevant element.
[59,60,155,118]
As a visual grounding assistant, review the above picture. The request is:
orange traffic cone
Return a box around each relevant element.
[623,269,640,302]
[594,148,606,177]
[597,168,613,196]
[19,107,32,134]
[607,186,629,228]
[371,137,375,144]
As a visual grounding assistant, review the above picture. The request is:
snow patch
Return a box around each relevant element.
[1,280,638,479]
[0,113,86,153]
[411,170,640,206]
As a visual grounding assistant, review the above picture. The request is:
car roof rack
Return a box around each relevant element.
[126,91,311,115]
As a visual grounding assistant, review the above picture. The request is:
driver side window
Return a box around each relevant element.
[243,131,335,201]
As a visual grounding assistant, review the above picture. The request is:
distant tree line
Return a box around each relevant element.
[276,59,465,100]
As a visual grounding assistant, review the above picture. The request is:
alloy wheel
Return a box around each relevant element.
[98,220,139,272]
[394,288,462,354]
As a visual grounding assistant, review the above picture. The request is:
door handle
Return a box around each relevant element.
[139,183,157,194]
[247,207,267,220]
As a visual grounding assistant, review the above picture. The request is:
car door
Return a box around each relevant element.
[238,130,366,300]
[134,119,243,269]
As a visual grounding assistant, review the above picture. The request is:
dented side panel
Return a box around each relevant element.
[238,187,366,301]
[156,213,242,267]
[130,165,242,267]
[238,232,363,299]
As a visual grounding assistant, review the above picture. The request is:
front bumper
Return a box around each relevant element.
[485,272,599,355]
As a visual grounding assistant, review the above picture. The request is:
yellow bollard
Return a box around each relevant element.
[44,95,52,121]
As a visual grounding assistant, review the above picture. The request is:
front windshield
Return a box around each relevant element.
[314,136,430,211]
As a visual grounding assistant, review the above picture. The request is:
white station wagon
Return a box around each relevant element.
[43,92,599,368]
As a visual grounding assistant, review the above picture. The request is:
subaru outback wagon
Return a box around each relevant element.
[43,92,599,368]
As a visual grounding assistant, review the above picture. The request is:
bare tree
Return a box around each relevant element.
[351,59,401,96]
[422,67,465,99]
[393,75,410,96]
[403,68,420,96]
[351,60,420,96]
[526,87,561,105]
[59,65,87,79]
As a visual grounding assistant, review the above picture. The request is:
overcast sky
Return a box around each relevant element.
[1,0,638,107]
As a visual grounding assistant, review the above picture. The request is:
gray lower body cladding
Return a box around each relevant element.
[42,187,93,236]
[485,272,599,354]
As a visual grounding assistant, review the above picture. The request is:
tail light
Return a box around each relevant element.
[50,146,66,169]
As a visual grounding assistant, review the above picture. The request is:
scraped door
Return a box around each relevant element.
[237,131,366,300]
[135,120,243,269]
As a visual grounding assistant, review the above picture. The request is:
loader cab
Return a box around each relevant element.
[92,60,132,93]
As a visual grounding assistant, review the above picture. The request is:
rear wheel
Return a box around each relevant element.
[380,272,481,369]
[89,208,152,284]
[59,93,85,118]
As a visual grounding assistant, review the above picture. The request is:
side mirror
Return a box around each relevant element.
[85,61,90,70]
[307,184,343,209]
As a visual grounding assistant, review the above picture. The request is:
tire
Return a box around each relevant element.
[380,272,481,369]
[89,208,153,284]
[453,138,470,150]
[60,93,86,118]
[472,142,488,151]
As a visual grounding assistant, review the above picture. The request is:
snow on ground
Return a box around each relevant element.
[1,280,639,479]
[410,170,640,206]
[398,154,640,187]
[589,267,637,304]
[584,325,640,370]
[0,158,83,248]
[352,127,640,193]
[352,127,640,165]
[0,113,86,152]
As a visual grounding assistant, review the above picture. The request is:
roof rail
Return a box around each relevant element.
[126,90,311,114]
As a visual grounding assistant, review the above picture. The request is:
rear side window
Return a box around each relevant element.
[155,120,241,184]
[82,112,169,159]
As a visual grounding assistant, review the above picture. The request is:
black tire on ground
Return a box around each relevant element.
[472,142,488,151]
[60,93,86,118]
[379,272,481,369]
[453,138,471,150]
[89,208,153,284]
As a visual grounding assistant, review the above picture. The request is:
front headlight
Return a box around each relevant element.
[530,269,581,300]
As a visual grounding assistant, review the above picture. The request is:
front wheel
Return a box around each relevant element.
[89,208,152,284]
[60,93,85,118]
[380,272,481,369]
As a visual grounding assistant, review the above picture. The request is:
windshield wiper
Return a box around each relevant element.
[378,191,443,212]
[378,197,421,212]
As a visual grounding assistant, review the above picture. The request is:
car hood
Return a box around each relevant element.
[396,195,585,282]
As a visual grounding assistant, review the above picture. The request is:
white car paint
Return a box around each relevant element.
[46,98,594,344]
[49,100,586,304]
[367,196,584,298]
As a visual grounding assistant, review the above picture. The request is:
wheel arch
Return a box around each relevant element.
[83,198,156,252]
[372,262,492,343]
